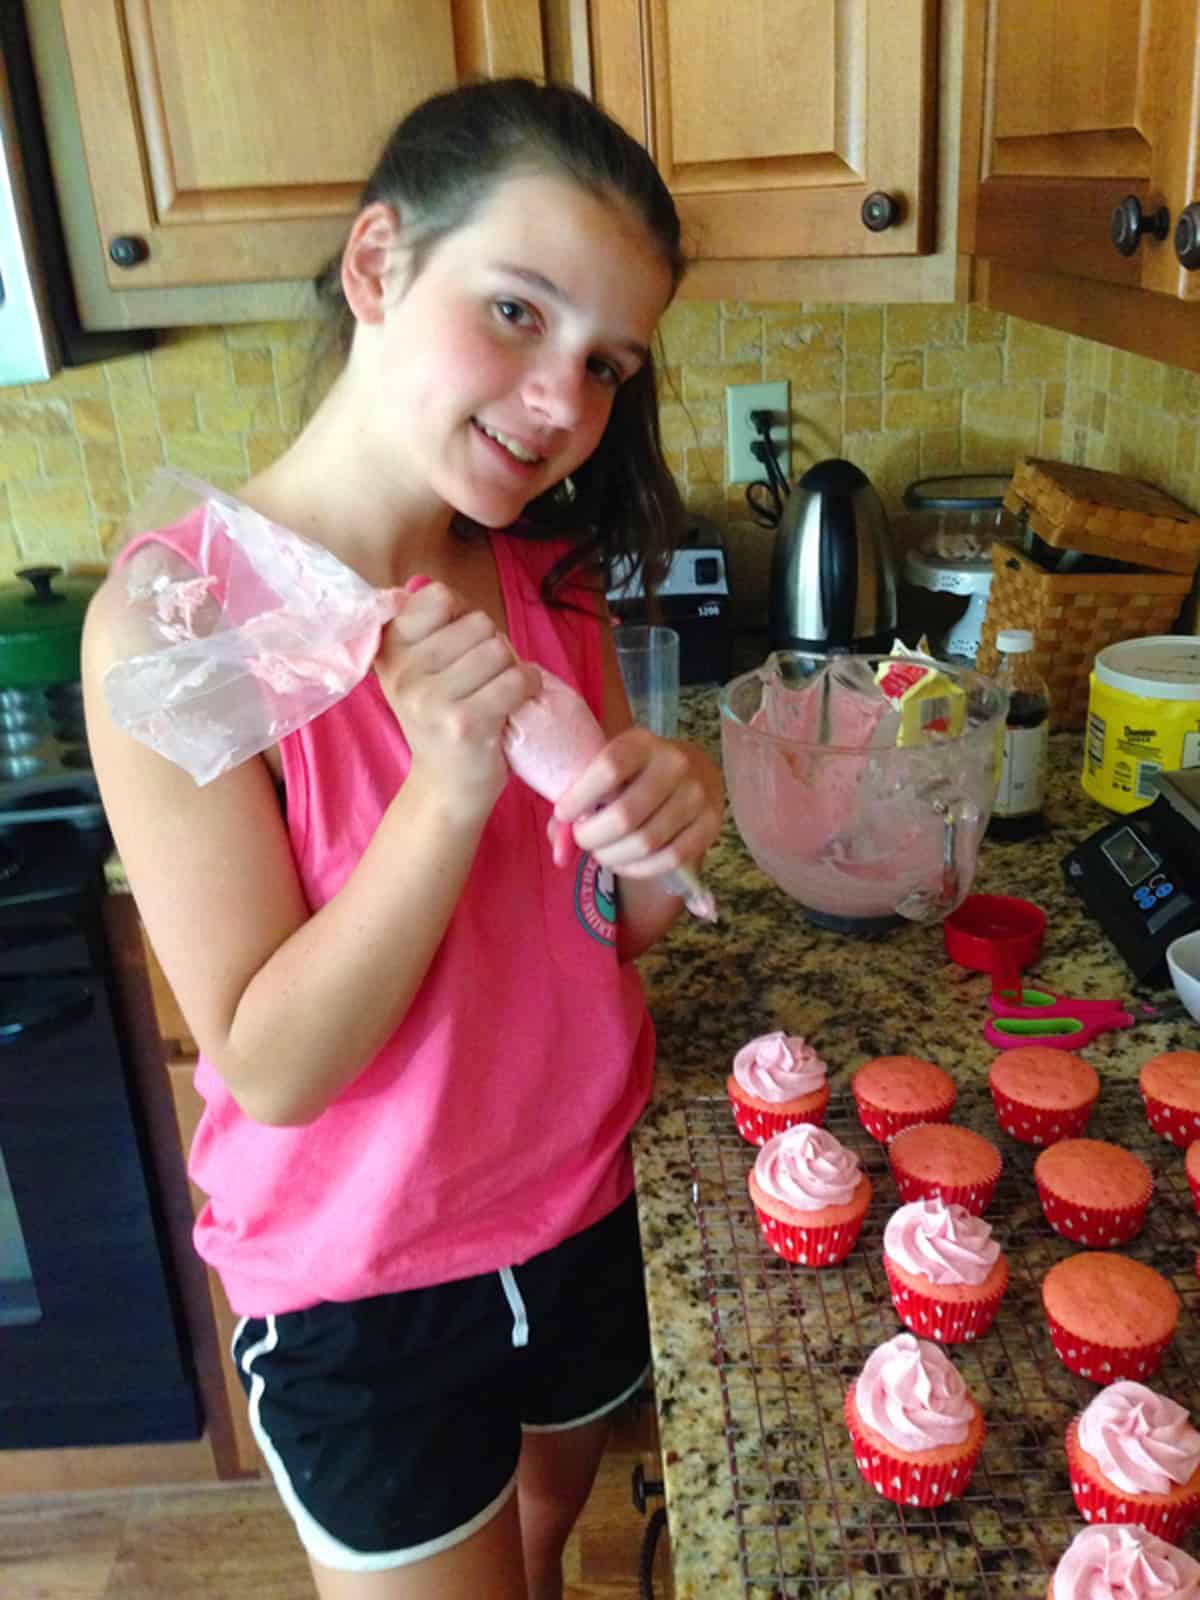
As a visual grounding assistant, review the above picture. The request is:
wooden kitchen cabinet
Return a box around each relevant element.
[54,0,546,293]
[135,921,265,1480]
[588,0,964,303]
[960,0,1200,369]
[23,0,551,327]
[27,0,968,324]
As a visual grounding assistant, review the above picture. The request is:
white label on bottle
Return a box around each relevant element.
[994,723,1048,817]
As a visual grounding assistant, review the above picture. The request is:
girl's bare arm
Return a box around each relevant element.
[83,577,535,1127]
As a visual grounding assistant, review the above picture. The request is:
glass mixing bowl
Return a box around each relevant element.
[719,651,1007,934]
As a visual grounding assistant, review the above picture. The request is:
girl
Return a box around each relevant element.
[82,77,723,1600]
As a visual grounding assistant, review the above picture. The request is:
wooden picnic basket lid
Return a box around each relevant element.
[1001,458,1200,575]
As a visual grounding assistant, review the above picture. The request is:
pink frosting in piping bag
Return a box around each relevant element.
[502,665,717,922]
[854,1332,974,1451]
[1077,1382,1200,1496]
[1052,1525,1200,1599]
[883,1197,1000,1286]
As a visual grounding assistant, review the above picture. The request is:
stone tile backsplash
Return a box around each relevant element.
[1,304,1198,627]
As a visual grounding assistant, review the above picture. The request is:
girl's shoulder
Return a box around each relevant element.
[500,523,603,608]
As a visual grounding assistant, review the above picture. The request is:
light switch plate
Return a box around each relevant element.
[726,380,790,484]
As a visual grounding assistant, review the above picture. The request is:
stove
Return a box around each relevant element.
[0,818,201,1448]
[0,682,102,829]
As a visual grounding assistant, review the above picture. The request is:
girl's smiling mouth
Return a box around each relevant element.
[473,418,545,465]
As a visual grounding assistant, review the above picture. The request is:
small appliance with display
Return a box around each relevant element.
[607,520,733,685]
[1062,767,1200,985]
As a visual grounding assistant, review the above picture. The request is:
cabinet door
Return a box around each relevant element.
[591,0,937,261]
[167,1057,264,1479]
[59,0,546,291]
[967,0,1200,301]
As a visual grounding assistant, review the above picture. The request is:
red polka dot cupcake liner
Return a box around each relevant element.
[1142,1093,1200,1148]
[1035,1177,1150,1246]
[1065,1420,1200,1543]
[751,1202,865,1267]
[844,1388,984,1507]
[883,1256,1005,1344]
[1045,1312,1173,1381]
[728,1089,828,1146]
[890,1159,1001,1217]
[990,1084,1096,1145]
[853,1093,955,1144]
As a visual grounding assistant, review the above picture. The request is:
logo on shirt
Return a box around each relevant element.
[575,854,618,946]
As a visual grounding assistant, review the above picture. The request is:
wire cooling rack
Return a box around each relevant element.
[683,1086,1200,1599]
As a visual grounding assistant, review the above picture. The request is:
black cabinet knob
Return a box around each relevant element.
[1110,195,1170,257]
[108,235,149,269]
[631,1462,664,1514]
[861,191,901,232]
[1175,203,1200,270]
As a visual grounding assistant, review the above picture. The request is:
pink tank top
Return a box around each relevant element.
[118,511,654,1315]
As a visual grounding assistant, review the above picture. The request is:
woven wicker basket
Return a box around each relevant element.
[976,545,1191,730]
[1004,459,1200,575]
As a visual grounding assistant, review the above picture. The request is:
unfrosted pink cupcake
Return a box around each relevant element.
[726,1031,830,1145]
[882,1197,1009,1343]
[1046,1523,1200,1599]
[887,1123,1003,1215]
[747,1123,870,1267]
[844,1332,985,1507]
[1066,1381,1200,1543]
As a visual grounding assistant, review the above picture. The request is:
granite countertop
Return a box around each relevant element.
[633,673,1200,1599]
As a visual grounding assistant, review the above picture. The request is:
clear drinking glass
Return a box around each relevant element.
[615,625,680,738]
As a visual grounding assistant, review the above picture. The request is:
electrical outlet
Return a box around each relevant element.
[726,381,790,484]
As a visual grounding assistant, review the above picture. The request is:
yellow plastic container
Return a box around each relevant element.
[1082,636,1200,812]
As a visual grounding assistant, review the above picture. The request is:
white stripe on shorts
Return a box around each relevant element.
[232,1315,518,1573]
[498,1265,530,1348]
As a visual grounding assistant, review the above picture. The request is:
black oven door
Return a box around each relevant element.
[0,898,201,1448]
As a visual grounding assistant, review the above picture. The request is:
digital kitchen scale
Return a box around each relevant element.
[1062,767,1200,985]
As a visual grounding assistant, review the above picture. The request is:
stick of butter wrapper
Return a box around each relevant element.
[874,642,966,747]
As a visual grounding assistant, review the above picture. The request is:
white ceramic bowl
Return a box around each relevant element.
[1166,929,1200,1022]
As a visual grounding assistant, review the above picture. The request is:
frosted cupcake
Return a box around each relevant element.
[1047,1524,1200,1599]
[747,1123,871,1267]
[883,1197,1009,1343]
[844,1331,986,1506]
[726,1031,830,1145]
[1066,1381,1200,1543]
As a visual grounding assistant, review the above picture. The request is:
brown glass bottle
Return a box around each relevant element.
[988,629,1049,841]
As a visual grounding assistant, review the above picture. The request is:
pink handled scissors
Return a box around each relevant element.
[984,985,1180,1050]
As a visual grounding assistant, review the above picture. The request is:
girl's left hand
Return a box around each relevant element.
[552,729,724,878]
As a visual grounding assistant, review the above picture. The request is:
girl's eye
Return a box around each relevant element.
[587,355,623,387]
[495,299,536,328]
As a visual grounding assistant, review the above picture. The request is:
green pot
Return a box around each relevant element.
[0,567,102,689]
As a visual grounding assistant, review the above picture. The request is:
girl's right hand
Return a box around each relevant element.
[373,580,539,820]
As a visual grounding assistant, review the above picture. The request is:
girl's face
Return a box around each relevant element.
[357,171,675,532]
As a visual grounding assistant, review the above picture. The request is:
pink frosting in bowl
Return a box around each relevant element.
[732,1032,828,1102]
[883,1197,1001,1286]
[752,1124,862,1212]
[1052,1524,1200,1599]
[853,1332,975,1452]
[1077,1383,1200,1496]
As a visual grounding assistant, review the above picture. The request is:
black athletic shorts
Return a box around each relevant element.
[230,1194,650,1572]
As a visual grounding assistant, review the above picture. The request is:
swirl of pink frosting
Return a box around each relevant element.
[854,1332,974,1451]
[732,1031,827,1102]
[883,1197,1001,1286]
[1077,1382,1200,1496]
[753,1124,861,1211]
[1052,1525,1200,1599]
